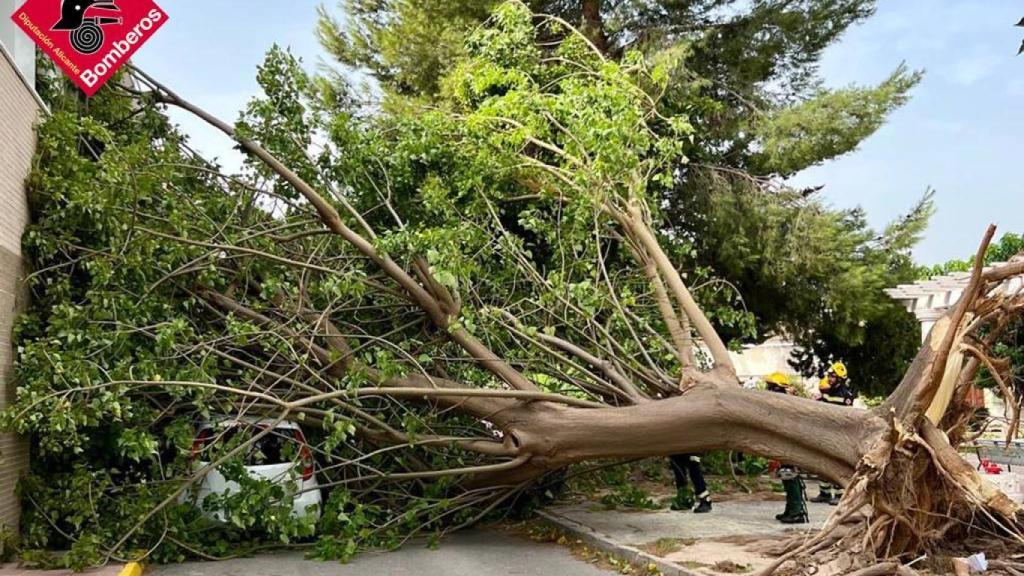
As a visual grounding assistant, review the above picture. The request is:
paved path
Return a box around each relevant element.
[542,493,837,576]
[149,528,613,576]
[548,459,1024,549]
[547,499,830,547]
[541,464,1024,575]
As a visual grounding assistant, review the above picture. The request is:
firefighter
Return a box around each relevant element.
[818,361,853,406]
[810,362,853,505]
[668,454,712,513]
[764,372,808,524]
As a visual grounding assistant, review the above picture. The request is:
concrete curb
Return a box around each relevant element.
[536,510,702,576]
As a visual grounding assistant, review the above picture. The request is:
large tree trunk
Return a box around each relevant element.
[496,383,886,485]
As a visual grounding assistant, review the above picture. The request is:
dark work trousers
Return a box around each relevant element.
[669,454,708,497]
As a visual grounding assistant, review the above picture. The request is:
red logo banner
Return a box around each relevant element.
[10,0,168,96]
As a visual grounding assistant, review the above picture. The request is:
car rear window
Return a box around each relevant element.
[195,426,302,465]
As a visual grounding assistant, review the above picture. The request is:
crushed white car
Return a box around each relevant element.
[183,417,322,522]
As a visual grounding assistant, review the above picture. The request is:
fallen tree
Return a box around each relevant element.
[6,3,1024,573]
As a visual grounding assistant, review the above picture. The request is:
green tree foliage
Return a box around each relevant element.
[318,0,927,391]
[692,184,931,397]
[919,233,1024,277]
[750,66,919,176]
[3,5,731,564]
[2,3,936,567]
[317,1,496,96]
[8,67,328,567]
[317,0,919,174]
[319,0,876,98]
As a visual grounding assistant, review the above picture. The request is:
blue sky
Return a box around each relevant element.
[132,1,1022,265]
[790,0,1023,265]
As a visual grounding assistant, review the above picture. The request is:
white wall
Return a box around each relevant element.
[728,337,817,394]
[0,0,38,88]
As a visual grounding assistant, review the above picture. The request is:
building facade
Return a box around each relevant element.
[0,0,40,530]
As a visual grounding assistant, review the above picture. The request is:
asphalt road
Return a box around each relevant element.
[149,528,613,576]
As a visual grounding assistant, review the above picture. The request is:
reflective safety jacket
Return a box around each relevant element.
[818,377,854,406]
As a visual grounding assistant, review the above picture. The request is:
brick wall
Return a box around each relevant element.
[0,50,39,531]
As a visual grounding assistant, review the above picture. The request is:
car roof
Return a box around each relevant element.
[198,415,303,430]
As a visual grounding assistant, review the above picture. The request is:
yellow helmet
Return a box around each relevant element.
[765,372,791,386]
[829,362,848,379]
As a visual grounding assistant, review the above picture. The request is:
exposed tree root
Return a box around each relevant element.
[758,234,1024,575]
[759,412,1024,575]
[756,410,1024,574]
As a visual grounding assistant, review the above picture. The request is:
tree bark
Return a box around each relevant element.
[491,383,888,486]
[580,0,608,54]
[623,208,735,373]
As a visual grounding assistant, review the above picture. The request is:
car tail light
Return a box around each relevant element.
[293,429,314,481]
[191,428,211,459]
